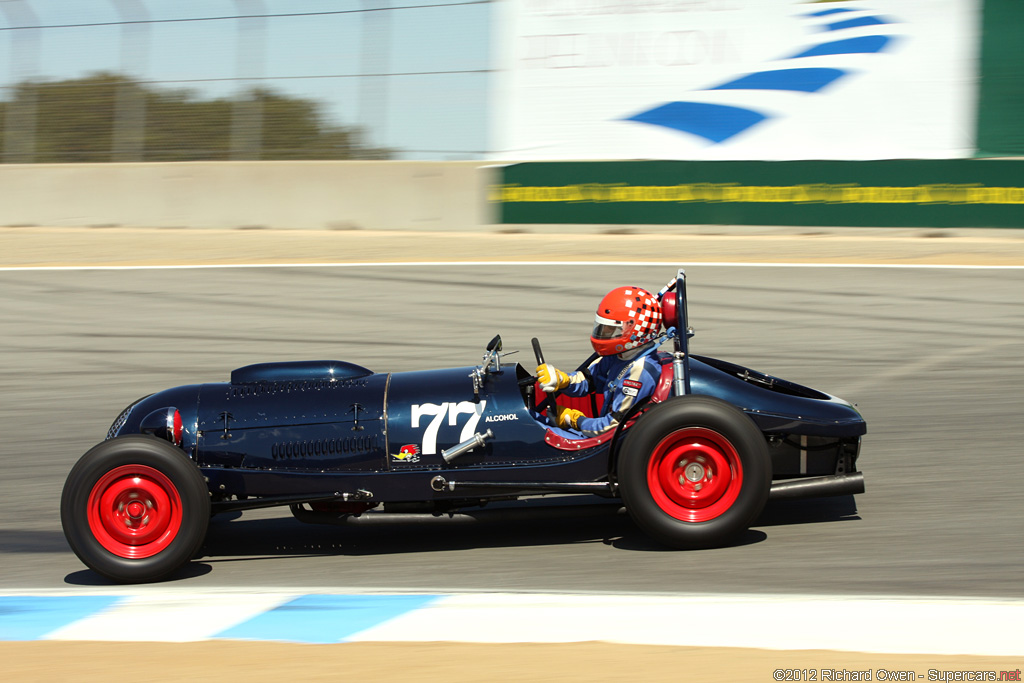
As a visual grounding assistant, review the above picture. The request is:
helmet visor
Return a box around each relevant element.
[592,314,623,340]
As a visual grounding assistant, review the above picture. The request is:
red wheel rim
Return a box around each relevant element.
[86,465,183,559]
[646,427,744,522]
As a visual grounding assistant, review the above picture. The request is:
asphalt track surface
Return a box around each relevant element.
[2,255,1023,597]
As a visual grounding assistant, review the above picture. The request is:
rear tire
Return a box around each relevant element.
[61,435,210,583]
[618,396,771,549]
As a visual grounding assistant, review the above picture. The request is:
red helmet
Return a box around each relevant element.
[590,286,663,356]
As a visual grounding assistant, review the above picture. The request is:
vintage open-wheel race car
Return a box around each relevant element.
[61,269,866,583]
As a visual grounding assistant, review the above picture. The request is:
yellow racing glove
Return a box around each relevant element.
[536,363,571,393]
[555,406,585,431]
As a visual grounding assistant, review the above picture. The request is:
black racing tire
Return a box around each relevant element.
[618,395,771,549]
[60,435,210,583]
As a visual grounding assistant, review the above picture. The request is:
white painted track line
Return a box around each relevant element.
[347,593,1024,656]
[1,261,1023,272]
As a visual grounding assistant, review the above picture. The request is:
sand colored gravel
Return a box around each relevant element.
[4,641,1023,683]
[1,226,1023,268]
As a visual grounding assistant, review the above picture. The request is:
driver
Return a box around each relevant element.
[536,286,664,437]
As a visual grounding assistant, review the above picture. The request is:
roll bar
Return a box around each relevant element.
[669,268,693,397]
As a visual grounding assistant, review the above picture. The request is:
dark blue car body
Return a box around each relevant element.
[107,351,865,506]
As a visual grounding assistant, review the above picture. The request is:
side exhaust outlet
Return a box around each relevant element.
[768,473,865,501]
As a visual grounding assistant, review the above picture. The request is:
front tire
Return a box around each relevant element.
[61,435,210,583]
[618,396,771,549]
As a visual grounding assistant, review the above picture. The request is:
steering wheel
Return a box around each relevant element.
[531,337,561,421]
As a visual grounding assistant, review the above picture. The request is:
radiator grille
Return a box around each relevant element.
[106,395,150,440]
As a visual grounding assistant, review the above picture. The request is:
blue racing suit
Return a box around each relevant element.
[557,347,662,437]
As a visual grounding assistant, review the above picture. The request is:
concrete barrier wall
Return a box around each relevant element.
[7,160,1022,232]
[0,161,495,231]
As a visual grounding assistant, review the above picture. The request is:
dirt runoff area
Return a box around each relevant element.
[1,225,1023,267]
[4,641,1023,682]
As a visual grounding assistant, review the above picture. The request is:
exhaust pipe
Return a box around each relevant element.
[442,429,494,463]
[769,472,864,501]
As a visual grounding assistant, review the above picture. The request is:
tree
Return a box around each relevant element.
[0,72,392,162]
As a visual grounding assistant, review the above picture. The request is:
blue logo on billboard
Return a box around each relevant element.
[625,5,901,144]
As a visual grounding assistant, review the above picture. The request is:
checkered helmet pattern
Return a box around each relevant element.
[591,286,663,355]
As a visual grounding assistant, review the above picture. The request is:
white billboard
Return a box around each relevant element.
[491,0,979,160]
